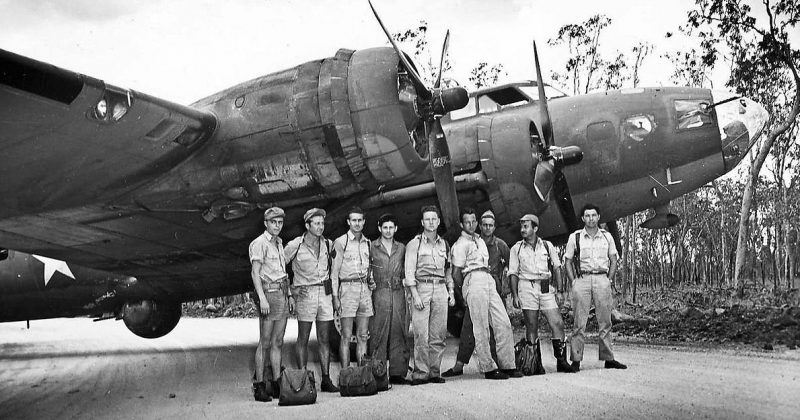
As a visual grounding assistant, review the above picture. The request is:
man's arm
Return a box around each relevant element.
[251,261,269,315]
[608,253,618,282]
[445,266,455,307]
[508,243,521,309]
[330,237,345,296]
[404,238,424,310]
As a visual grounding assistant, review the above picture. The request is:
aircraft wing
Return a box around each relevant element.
[0,49,238,285]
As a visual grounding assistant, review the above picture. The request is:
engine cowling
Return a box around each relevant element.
[121,300,181,339]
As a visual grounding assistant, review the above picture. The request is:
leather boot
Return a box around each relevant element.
[552,339,576,373]
[270,380,280,398]
[253,381,271,402]
[532,338,546,375]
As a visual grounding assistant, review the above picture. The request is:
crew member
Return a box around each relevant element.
[404,206,455,385]
[451,208,521,380]
[284,208,339,392]
[368,213,412,384]
[564,204,627,371]
[509,214,574,374]
[249,207,293,401]
[443,210,509,377]
[331,207,374,369]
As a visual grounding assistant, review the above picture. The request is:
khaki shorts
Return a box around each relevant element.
[518,279,558,311]
[252,283,289,321]
[294,284,334,322]
[338,281,374,318]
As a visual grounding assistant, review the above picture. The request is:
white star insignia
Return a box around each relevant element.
[32,255,75,285]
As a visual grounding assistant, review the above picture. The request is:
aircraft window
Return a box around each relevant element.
[675,99,713,130]
[88,86,132,123]
[478,95,501,114]
[623,115,655,142]
[449,96,477,120]
[518,85,568,101]
[0,248,7,261]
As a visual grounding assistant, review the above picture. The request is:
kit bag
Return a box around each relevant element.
[338,365,378,397]
[278,369,317,406]
[360,354,389,391]
[514,338,536,376]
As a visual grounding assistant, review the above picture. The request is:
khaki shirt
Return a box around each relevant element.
[248,231,287,283]
[284,234,332,286]
[331,231,371,295]
[404,233,452,288]
[508,238,560,280]
[450,231,490,275]
[564,228,617,273]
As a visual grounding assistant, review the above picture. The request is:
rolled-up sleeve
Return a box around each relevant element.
[450,241,467,269]
[548,241,562,268]
[404,238,419,287]
[331,236,346,296]
[508,243,520,277]
[563,234,576,262]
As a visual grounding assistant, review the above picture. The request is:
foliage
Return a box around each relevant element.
[468,62,506,89]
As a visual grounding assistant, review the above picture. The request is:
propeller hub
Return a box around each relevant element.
[432,87,469,116]
[548,145,583,167]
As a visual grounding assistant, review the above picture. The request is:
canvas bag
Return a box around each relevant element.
[278,368,317,406]
[338,365,378,397]
[514,338,537,376]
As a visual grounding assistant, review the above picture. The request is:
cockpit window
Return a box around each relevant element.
[623,114,656,142]
[89,86,132,123]
[675,99,714,130]
[478,95,501,113]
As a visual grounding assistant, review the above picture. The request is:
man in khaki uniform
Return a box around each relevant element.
[564,204,627,371]
[249,207,294,401]
[404,206,455,386]
[331,207,374,368]
[509,214,574,373]
[284,208,339,392]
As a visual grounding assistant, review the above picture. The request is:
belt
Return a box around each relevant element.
[580,270,608,275]
[417,277,446,284]
[465,267,490,275]
[339,277,368,283]
[520,277,549,282]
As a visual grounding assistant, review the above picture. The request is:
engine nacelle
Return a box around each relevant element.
[121,300,181,339]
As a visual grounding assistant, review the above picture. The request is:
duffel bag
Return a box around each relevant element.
[360,355,389,391]
[514,338,536,376]
[278,368,317,406]
[339,365,378,397]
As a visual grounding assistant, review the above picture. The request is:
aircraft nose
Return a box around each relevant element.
[712,90,770,173]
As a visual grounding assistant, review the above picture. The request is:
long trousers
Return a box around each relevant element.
[456,306,497,365]
[463,271,515,373]
[410,282,448,380]
[570,274,615,361]
[368,287,412,376]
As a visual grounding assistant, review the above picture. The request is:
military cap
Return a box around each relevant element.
[263,207,285,221]
[303,208,326,223]
[519,214,539,225]
[481,210,496,220]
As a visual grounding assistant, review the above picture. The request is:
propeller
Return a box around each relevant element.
[530,41,583,204]
[369,1,468,231]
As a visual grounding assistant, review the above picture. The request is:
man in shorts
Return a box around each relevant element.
[331,207,375,368]
[249,207,294,401]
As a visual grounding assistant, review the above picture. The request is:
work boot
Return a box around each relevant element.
[552,339,576,373]
[253,382,271,402]
[484,369,509,380]
[270,380,280,398]
[605,360,628,369]
[320,375,339,393]
[532,338,546,375]
[571,361,581,372]
[389,375,410,385]
[501,368,524,378]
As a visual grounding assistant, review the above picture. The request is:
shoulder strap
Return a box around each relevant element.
[574,231,581,277]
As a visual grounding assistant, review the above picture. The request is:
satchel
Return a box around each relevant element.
[338,365,378,397]
[360,355,389,391]
[278,369,317,406]
[514,338,536,376]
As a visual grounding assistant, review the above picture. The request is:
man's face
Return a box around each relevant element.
[582,209,600,229]
[379,221,397,240]
[306,215,325,237]
[421,211,440,233]
[265,218,284,236]
[460,213,478,235]
[480,217,496,237]
[347,213,365,234]
[520,220,537,239]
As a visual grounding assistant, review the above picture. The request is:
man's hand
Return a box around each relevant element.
[512,296,521,309]
[287,296,296,314]
[332,296,341,314]
[368,280,377,291]
[259,299,270,316]
[447,290,455,307]
[413,295,424,310]
[555,291,565,308]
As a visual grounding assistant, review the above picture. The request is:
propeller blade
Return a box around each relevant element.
[368,0,431,99]
[434,30,450,89]
[428,119,460,231]
[533,41,554,148]
[533,160,555,202]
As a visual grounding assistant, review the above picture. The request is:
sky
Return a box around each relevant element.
[1,0,711,105]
